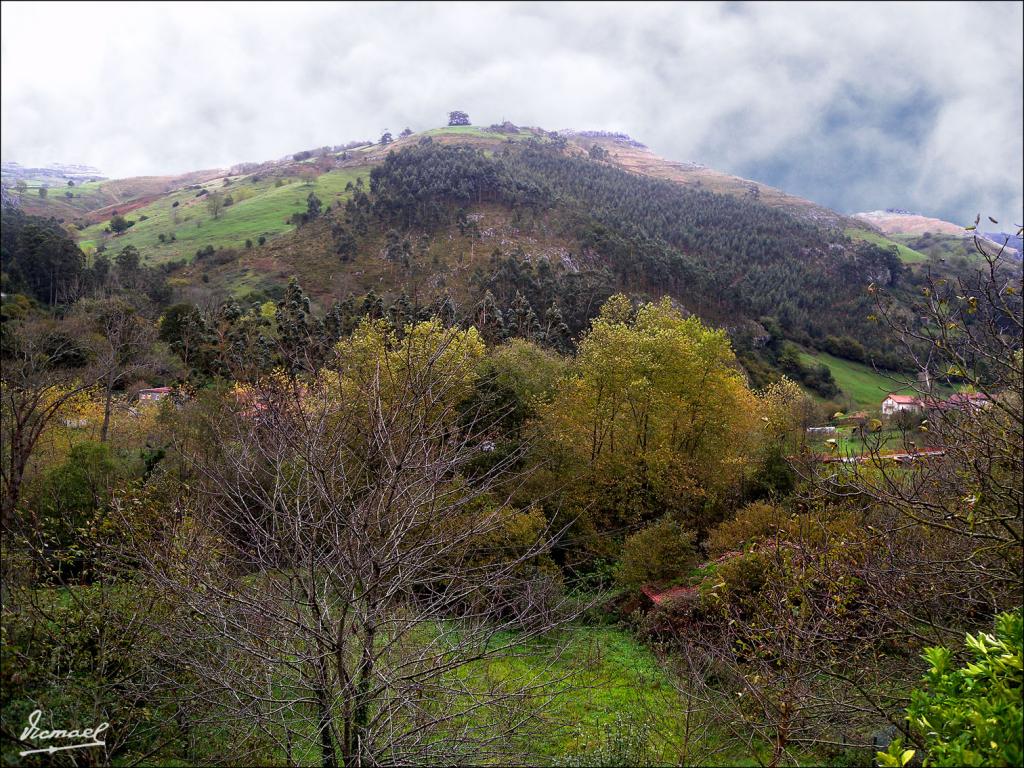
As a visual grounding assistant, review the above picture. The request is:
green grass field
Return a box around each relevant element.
[420,125,536,142]
[477,626,708,764]
[845,227,928,264]
[78,167,371,264]
[799,349,911,410]
[806,425,919,455]
[889,232,977,262]
[6,178,116,216]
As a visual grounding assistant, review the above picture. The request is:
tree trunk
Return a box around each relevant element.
[316,682,337,768]
[346,621,376,767]
[100,370,115,442]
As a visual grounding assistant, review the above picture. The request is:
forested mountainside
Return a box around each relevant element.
[0,127,992,397]
[3,125,1021,768]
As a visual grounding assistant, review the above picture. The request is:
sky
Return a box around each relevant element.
[2,1,1022,227]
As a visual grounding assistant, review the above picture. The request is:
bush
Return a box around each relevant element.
[882,610,1023,767]
[109,214,133,234]
[706,502,787,556]
[617,518,697,590]
[257,235,266,246]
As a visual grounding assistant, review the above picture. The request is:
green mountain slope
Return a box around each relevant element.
[4,124,959,380]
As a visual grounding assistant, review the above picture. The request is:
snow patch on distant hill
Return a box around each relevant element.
[1,160,106,184]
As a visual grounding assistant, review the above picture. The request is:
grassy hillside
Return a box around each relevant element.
[11,169,225,222]
[890,231,976,262]
[79,167,371,264]
[798,349,910,410]
[844,227,928,264]
[23,126,941,378]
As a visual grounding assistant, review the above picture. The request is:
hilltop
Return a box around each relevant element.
[852,208,1021,262]
[3,122,992,407]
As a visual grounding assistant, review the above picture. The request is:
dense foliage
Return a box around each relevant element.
[881,610,1023,767]
[1,141,1020,766]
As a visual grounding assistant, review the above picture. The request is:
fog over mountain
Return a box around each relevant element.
[2,1,1021,226]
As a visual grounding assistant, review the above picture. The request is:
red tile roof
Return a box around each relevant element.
[885,394,920,404]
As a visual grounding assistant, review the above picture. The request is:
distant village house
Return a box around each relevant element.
[881,391,991,417]
[881,394,921,416]
[138,386,172,403]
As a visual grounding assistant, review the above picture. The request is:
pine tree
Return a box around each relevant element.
[508,291,540,341]
[276,277,324,373]
[362,290,385,320]
[475,290,506,345]
[541,302,571,352]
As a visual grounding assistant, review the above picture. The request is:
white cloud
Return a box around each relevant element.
[2,1,1021,225]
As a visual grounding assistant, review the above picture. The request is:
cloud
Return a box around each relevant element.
[2,1,1021,226]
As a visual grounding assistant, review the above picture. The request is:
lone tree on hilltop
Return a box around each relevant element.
[448,110,471,126]
[399,127,413,138]
[379,130,393,146]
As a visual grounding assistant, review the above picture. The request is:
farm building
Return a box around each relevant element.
[138,386,172,402]
[881,393,922,416]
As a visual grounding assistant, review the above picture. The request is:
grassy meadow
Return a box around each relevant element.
[844,227,928,264]
[799,349,910,410]
[78,167,372,265]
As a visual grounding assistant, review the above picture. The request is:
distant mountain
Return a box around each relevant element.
[982,231,1023,254]
[1,160,106,185]
[852,209,1021,262]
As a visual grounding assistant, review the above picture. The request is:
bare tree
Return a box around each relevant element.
[121,323,583,766]
[72,299,160,442]
[1,314,97,529]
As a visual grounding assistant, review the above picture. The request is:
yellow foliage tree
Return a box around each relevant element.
[540,296,758,558]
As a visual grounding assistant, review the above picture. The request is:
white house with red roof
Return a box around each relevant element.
[881,393,922,416]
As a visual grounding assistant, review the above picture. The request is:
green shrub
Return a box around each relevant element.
[616,517,696,590]
[880,609,1022,767]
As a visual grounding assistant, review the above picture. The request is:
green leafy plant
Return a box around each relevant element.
[880,609,1022,767]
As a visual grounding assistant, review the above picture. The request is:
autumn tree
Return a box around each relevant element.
[541,295,758,565]
[123,318,579,766]
[71,299,161,442]
[0,311,98,527]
